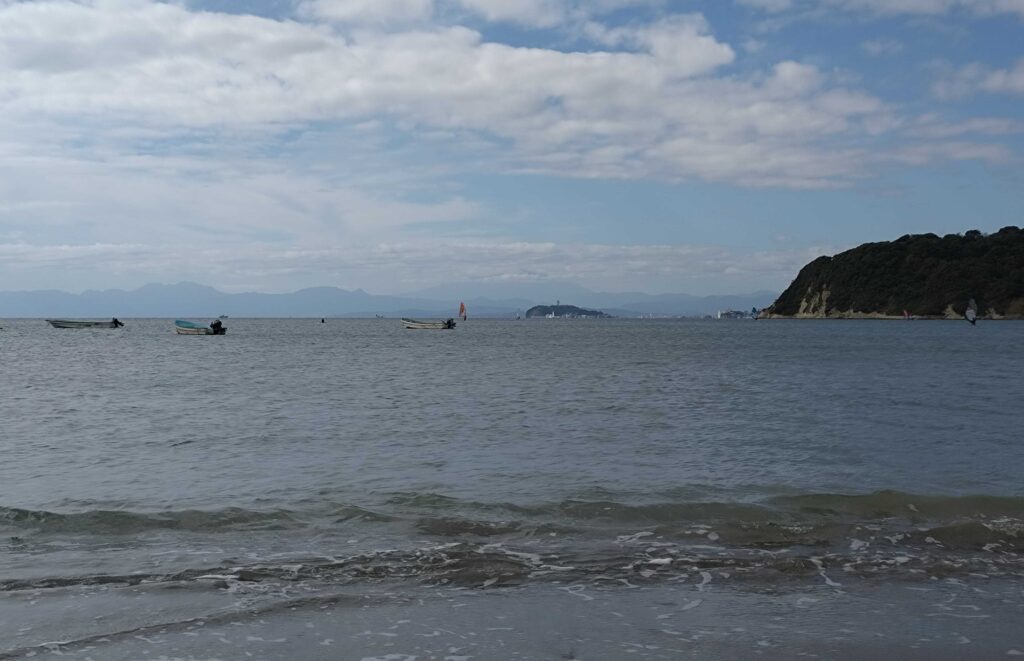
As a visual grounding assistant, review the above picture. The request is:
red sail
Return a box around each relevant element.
[459,302,467,321]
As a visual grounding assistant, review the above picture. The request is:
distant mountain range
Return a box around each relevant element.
[0,281,777,318]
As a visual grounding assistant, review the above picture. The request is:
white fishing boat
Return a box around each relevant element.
[401,317,456,330]
[175,319,226,335]
[47,318,124,329]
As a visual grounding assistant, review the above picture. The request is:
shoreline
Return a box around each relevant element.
[758,314,1024,320]
[4,578,1022,660]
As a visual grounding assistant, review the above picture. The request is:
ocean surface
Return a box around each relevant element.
[1,318,1022,659]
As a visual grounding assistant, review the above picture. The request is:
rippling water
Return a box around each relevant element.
[1,318,1022,659]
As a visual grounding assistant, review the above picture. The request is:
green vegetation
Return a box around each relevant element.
[768,226,1024,318]
[525,304,610,318]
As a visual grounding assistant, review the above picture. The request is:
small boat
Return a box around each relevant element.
[47,318,124,329]
[402,317,456,330]
[175,319,227,335]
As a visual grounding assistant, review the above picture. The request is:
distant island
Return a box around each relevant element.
[763,226,1024,319]
[525,304,610,319]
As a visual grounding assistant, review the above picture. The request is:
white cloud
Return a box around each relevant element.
[0,1,1016,294]
[827,0,962,15]
[448,0,665,27]
[740,0,1024,17]
[631,16,736,75]
[0,2,1008,191]
[933,58,1024,98]
[982,58,1024,94]
[0,2,1009,193]
[908,113,1024,138]
[584,15,736,76]
[931,62,987,99]
[1,1,891,191]
[766,60,823,94]
[888,140,1013,166]
[300,0,671,29]
[451,0,565,27]
[298,0,434,24]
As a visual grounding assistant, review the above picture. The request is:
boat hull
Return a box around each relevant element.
[174,320,226,335]
[401,318,455,330]
[175,326,224,335]
[46,319,122,329]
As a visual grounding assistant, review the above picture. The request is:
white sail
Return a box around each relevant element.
[965,298,978,325]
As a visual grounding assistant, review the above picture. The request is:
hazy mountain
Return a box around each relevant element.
[0,282,428,318]
[609,292,777,316]
[409,280,776,316]
[0,281,777,317]
[409,281,597,307]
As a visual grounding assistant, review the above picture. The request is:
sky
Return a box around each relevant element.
[0,0,1021,295]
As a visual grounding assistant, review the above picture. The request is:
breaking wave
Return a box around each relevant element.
[384,489,1024,523]
[3,490,1024,541]
[1,490,1021,596]
[2,523,1022,596]
[768,490,1024,519]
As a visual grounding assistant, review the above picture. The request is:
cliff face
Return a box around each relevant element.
[765,227,1024,319]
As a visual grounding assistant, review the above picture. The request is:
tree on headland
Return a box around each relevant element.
[766,227,1024,318]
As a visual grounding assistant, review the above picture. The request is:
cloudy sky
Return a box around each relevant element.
[0,0,1021,295]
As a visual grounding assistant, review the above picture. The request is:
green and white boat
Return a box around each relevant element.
[174,319,226,335]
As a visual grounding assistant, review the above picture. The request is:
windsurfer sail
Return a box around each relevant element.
[965,298,978,325]
[459,301,467,321]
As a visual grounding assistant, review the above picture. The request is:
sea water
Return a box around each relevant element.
[1,318,1022,659]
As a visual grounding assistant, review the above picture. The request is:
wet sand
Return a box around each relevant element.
[3,576,1022,660]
